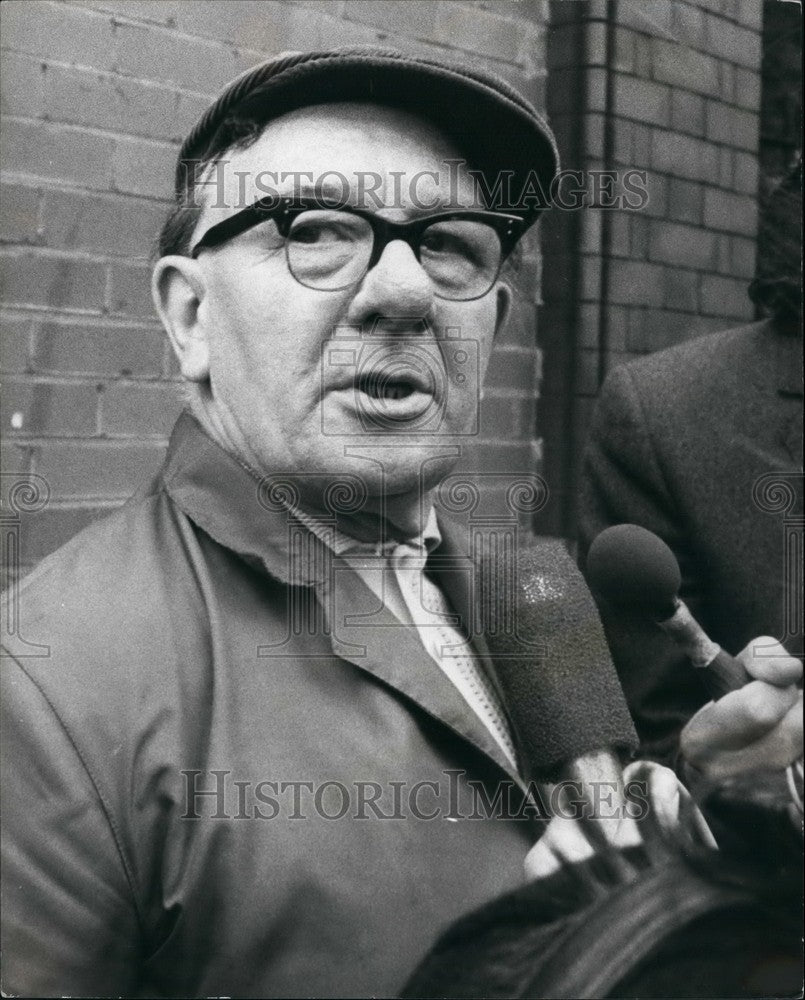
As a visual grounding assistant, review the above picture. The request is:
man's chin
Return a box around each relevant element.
[301,445,461,504]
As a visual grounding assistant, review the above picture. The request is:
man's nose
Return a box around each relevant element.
[345,240,435,325]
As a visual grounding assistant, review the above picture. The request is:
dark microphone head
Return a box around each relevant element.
[586,524,681,621]
[482,540,637,782]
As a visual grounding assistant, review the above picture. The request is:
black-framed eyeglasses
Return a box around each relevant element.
[190,196,528,301]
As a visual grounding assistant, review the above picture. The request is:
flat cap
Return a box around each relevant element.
[177,46,559,219]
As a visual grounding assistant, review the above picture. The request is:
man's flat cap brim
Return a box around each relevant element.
[177,47,560,218]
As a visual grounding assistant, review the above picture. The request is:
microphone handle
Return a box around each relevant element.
[703,648,753,700]
[657,599,751,699]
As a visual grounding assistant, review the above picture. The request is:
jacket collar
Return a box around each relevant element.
[161,410,338,586]
[159,411,524,784]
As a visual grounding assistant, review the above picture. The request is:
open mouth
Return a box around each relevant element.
[355,372,422,401]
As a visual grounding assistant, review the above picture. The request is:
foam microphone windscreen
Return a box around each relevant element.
[586,524,681,620]
[482,540,637,782]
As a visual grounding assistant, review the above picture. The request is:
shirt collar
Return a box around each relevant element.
[288,504,442,560]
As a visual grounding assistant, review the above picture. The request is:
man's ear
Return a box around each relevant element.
[494,281,512,338]
[152,256,210,382]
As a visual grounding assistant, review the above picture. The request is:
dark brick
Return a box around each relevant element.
[605,305,628,352]
[667,177,703,224]
[577,348,600,396]
[648,220,717,268]
[585,68,608,113]
[630,214,650,258]
[703,187,756,236]
[608,260,665,307]
[651,41,719,94]
[456,443,536,478]
[703,13,761,69]
[0,0,117,69]
[112,138,176,201]
[641,172,668,218]
[32,440,167,500]
[672,2,705,45]
[612,26,634,72]
[100,382,183,436]
[731,3,763,30]
[578,255,602,302]
[0,51,45,118]
[114,22,238,95]
[1,315,33,372]
[0,440,33,479]
[718,146,734,188]
[670,89,705,136]
[730,236,756,279]
[633,33,652,77]
[718,61,735,104]
[733,66,761,111]
[479,395,518,440]
[42,65,186,144]
[662,268,699,312]
[172,0,323,51]
[0,119,115,190]
[2,379,99,436]
[108,263,157,318]
[0,183,41,244]
[631,123,652,167]
[651,132,717,183]
[31,322,166,378]
[733,151,759,195]
[498,300,539,350]
[484,348,539,395]
[78,1,177,24]
[576,303,600,349]
[613,75,670,127]
[642,310,704,352]
[434,5,521,61]
[0,253,106,311]
[345,1,439,38]
[700,273,751,316]
[625,307,650,353]
[609,212,630,256]
[41,190,166,260]
[705,102,759,151]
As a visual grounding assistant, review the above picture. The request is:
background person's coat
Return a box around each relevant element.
[578,319,804,765]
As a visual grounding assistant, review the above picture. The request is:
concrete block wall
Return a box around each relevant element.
[539,0,763,536]
[1,0,551,576]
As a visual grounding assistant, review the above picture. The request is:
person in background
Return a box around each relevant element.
[577,162,803,778]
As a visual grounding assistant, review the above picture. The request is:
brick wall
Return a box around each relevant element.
[1,0,550,577]
[539,0,763,536]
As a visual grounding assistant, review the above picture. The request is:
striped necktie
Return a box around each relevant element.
[389,540,518,770]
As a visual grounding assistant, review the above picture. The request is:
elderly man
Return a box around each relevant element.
[1,48,623,999]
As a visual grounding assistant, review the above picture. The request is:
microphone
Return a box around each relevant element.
[481,540,637,783]
[585,524,751,700]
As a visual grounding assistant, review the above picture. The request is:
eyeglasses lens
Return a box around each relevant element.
[286,210,503,299]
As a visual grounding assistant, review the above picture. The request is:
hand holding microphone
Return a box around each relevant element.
[586,524,803,808]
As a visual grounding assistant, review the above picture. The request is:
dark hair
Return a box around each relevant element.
[156,106,279,258]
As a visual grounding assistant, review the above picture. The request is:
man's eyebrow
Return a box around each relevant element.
[274,178,357,205]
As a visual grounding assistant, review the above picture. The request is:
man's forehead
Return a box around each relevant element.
[198,101,478,218]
